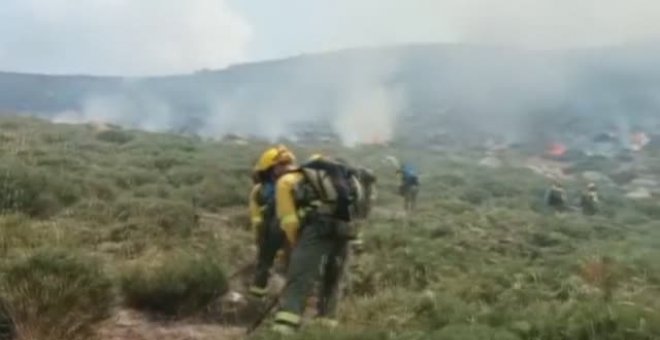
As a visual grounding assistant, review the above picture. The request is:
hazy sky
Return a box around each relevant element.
[1,0,660,75]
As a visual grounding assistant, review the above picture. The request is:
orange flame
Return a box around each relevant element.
[547,143,567,157]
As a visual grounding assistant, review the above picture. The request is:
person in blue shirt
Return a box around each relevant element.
[396,163,420,212]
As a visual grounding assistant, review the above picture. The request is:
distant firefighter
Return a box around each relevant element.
[397,163,419,212]
[545,180,567,212]
[580,183,599,215]
[355,167,377,219]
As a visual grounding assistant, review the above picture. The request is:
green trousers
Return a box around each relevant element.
[276,216,349,324]
[401,184,419,211]
[251,217,285,294]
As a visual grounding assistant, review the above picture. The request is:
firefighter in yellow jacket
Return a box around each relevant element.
[271,155,363,334]
[247,145,296,298]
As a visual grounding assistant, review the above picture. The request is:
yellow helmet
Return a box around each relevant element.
[254,145,296,172]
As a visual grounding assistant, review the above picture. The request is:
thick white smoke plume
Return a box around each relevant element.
[331,53,404,146]
[333,84,404,146]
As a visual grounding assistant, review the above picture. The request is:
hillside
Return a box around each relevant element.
[3,44,660,145]
[0,116,659,339]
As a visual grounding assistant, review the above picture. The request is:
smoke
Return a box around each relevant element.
[314,0,660,51]
[435,49,578,144]
[0,0,252,76]
[201,93,295,141]
[52,92,176,133]
[5,0,660,147]
[333,84,404,146]
[38,43,660,148]
[331,53,405,146]
[179,50,408,145]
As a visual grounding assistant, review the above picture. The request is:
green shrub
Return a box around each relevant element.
[567,156,617,174]
[350,235,444,294]
[114,168,159,189]
[105,222,158,244]
[0,157,83,217]
[436,173,467,187]
[0,119,20,130]
[0,161,56,217]
[523,300,660,340]
[83,178,118,201]
[540,216,593,240]
[632,200,660,220]
[430,324,520,340]
[480,179,522,198]
[120,250,228,316]
[0,300,13,340]
[460,187,492,205]
[414,293,481,330]
[0,215,42,256]
[0,249,113,340]
[96,129,134,144]
[113,198,197,236]
[167,167,205,187]
[255,329,396,340]
[132,183,172,199]
[196,171,250,210]
[149,154,189,172]
[339,289,422,331]
[34,153,84,171]
[66,199,115,224]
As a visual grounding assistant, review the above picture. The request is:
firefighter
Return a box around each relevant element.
[355,167,377,219]
[347,167,376,252]
[318,157,374,247]
[331,157,376,219]
[271,154,363,334]
[545,180,567,212]
[580,182,599,215]
[397,163,419,212]
[247,145,296,299]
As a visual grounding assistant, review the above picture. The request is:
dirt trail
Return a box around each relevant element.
[98,309,245,340]
[98,202,370,339]
[100,206,256,340]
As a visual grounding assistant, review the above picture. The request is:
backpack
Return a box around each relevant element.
[546,187,565,206]
[294,157,363,222]
[357,168,377,186]
[401,164,419,186]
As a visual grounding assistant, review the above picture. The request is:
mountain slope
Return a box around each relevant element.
[2,44,660,143]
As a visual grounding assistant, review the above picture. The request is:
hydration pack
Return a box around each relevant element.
[294,157,363,222]
[401,164,419,186]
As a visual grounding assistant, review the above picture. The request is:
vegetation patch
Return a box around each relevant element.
[0,249,113,340]
[120,250,228,317]
[0,117,659,339]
